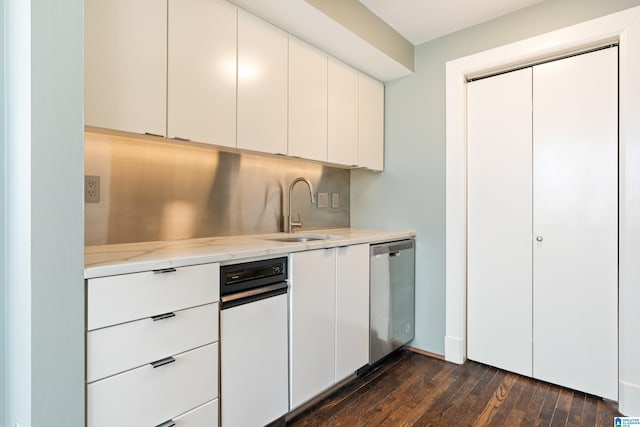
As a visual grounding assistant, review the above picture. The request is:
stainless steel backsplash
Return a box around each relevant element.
[85,131,350,245]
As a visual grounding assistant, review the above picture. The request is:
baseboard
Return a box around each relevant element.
[405,345,445,360]
[445,335,465,364]
[619,380,640,416]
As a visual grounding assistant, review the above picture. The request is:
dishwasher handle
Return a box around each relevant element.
[220,282,288,310]
[371,239,414,256]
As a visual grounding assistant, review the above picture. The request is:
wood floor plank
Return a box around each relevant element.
[485,371,527,426]
[408,360,489,426]
[377,359,475,426]
[581,393,598,426]
[596,398,620,427]
[287,349,623,427]
[549,388,573,427]
[472,372,517,426]
[536,385,561,426]
[566,391,586,426]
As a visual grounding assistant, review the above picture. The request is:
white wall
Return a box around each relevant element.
[352,0,640,354]
[4,0,85,425]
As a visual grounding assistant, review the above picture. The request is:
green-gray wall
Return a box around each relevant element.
[1,0,6,422]
[351,0,640,355]
[4,0,85,425]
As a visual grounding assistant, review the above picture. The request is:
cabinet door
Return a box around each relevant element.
[358,73,384,171]
[237,10,288,155]
[467,68,533,377]
[167,0,236,147]
[532,47,618,400]
[289,249,336,409]
[328,58,358,166]
[85,0,166,136]
[335,244,370,381]
[288,38,328,161]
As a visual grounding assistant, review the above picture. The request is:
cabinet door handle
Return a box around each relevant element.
[155,420,175,427]
[150,356,175,368]
[153,267,177,274]
[150,312,176,321]
[144,132,164,138]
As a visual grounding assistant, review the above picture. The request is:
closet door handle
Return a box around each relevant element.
[536,236,543,242]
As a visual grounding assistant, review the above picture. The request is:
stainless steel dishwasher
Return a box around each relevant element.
[369,239,415,364]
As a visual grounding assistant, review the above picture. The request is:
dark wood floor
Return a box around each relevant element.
[288,349,621,427]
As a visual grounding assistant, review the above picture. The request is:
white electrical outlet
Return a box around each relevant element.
[85,175,101,203]
[317,192,329,208]
[331,192,340,209]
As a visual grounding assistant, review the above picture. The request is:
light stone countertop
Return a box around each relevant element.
[84,228,416,279]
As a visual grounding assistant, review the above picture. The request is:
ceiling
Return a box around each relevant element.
[360,0,546,45]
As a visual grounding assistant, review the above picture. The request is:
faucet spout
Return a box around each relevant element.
[287,177,315,233]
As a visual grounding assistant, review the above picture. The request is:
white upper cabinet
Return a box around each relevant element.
[328,58,359,167]
[85,0,385,169]
[288,38,328,162]
[85,0,167,136]
[358,73,385,171]
[237,10,288,155]
[167,0,237,148]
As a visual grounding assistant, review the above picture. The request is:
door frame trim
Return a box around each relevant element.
[445,5,640,415]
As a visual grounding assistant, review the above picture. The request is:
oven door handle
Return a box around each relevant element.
[220,282,288,310]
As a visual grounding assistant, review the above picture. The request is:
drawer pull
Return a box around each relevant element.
[150,312,176,321]
[150,356,175,369]
[153,267,177,274]
[156,420,175,427]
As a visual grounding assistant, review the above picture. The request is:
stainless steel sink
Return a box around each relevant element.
[263,234,337,243]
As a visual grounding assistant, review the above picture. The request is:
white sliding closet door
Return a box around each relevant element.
[467,68,533,377]
[532,47,618,400]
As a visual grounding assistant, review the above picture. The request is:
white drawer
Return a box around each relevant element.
[88,263,219,330]
[171,399,219,427]
[87,302,219,383]
[87,342,218,427]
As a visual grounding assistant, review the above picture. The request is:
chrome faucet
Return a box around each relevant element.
[287,177,316,233]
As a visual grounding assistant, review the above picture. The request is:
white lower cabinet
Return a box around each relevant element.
[174,399,219,426]
[290,249,336,409]
[87,302,219,383]
[289,245,370,409]
[335,244,370,382]
[87,343,218,427]
[86,263,220,427]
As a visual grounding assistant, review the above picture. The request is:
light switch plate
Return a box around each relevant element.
[331,192,340,209]
[317,192,329,208]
